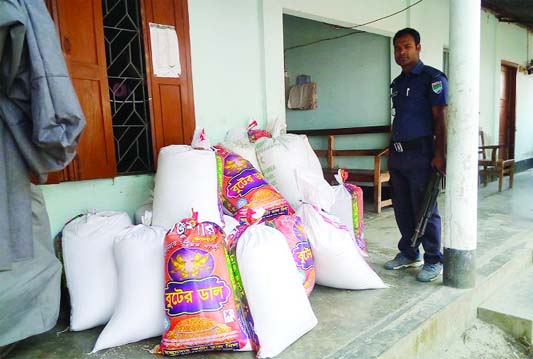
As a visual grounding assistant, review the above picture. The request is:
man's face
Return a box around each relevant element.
[394,34,421,69]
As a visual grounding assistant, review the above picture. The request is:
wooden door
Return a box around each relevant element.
[499,64,516,160]
[49,0,117,180]
[141,0,196,157]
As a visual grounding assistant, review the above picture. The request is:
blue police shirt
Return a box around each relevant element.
[390,60,448,142]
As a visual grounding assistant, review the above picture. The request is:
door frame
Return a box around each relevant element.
[500,60,517,160]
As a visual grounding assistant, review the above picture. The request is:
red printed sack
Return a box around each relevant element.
[161,217,257,356]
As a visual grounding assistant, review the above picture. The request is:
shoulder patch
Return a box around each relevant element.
[431,80,443,94]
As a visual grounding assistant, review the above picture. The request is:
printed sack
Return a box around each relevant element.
[161,217,256,356]
[234,223,317,358]
[267,215,315,296]
[214,145,293,221]
[330,169,367,255]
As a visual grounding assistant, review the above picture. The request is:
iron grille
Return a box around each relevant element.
[102,0,153,174]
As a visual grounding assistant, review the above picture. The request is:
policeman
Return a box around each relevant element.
[384,28,448,282]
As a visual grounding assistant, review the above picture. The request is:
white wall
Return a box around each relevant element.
[479,9,533,162]
[479,11,498,140]
[188,0,266,143]
[520,30,533,161]
[516,74,533,160]
[409,0,449,71]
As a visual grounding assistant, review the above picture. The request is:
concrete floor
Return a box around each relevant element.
[5,170,533,359]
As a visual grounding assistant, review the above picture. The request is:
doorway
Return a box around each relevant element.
[499,63,516,160]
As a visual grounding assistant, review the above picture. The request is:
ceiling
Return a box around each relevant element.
[482,0,533,31]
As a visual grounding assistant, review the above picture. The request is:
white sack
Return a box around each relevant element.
[62,211,132,331]
[236,224,317,358]
[221,126,261,170]
[134,204,152,226]
[92,224,167,352]
[255,134,328,209]
[330,184,354,236]
[152,145,221,229]
[295,169,335,212]
[191,128,211,150]
[329,173,367,257]
[296,204,386,290]
[223,215,240,239]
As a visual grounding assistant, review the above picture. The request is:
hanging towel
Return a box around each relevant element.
[287,83,317,110]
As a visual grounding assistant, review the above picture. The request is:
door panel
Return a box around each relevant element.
[141,0,195,158]
[51,0,117,180]
[499,64,516,160]
[72,79,116,179]
[57,0,99,65]
[159,84,183,145]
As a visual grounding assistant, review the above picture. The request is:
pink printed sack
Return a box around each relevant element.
[267,215,315,296]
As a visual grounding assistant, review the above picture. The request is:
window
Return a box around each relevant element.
[47,0,195,182]
[103,0,154,174]
[443,47,449,77]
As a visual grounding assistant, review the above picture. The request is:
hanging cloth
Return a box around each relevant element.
[0,0,85,270]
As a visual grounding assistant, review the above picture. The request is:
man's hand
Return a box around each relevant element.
[431,153,446,176]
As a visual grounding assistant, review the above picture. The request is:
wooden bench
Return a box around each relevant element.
[288,125,392,213]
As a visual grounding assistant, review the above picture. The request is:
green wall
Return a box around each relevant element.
[283,14,391,169]
[39,174,154,238]
[284,15,391,130]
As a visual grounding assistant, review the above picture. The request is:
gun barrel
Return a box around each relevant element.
[410,171,442,247]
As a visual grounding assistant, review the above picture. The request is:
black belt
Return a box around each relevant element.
[390,136,433,152]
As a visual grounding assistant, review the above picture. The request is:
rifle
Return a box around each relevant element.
[410,170,443,247]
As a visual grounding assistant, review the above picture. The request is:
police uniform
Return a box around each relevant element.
[389,60,448,265]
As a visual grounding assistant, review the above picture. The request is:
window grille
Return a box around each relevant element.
[102,0,153,174]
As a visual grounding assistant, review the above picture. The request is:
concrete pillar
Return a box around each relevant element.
[443,0,480,289]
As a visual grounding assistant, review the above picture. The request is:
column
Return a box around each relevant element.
[443,0,481,288]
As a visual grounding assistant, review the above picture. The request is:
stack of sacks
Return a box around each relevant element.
[160,216,257,355]
[61,211,176,352]
[152,144,222,229]
[255,123,331,209]
[330,169,367,255]
[295,175,387,290]
[62,211,132,331]
[92,224,167,352]
[227,222,318,358]
[215,146,316,296]
[219,121,265,170]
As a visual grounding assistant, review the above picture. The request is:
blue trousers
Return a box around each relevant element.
[388,146,443,264]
